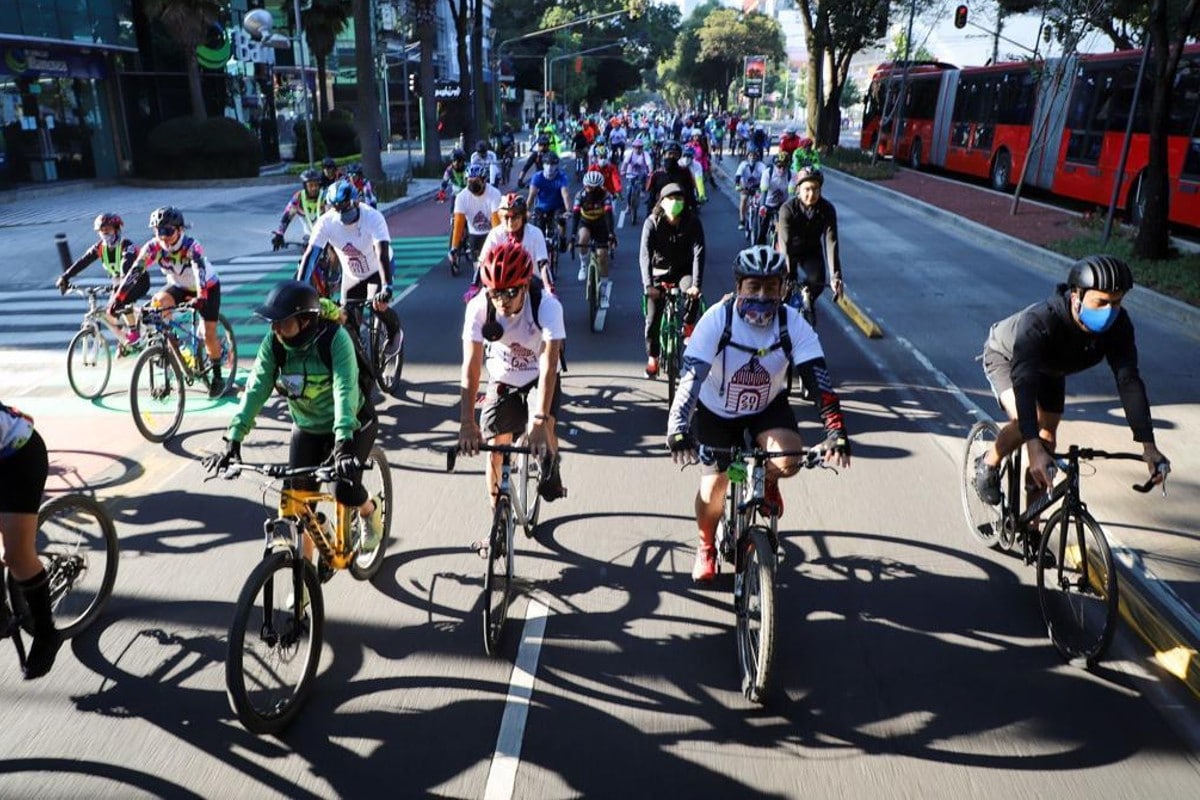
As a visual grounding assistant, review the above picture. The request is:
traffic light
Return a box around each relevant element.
[954,5,968,29]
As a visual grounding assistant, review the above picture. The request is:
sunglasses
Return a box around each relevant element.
[156,225,178,237]
[489,287,522,301]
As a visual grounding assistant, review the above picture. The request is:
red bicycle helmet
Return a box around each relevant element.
[480,241,533,290]
[93,212,124,231]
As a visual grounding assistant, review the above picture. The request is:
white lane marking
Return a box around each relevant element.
[617,208,628,230]
[483,599,549,800]
[396,283,419,303]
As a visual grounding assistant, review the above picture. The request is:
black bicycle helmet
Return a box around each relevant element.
[452,147,467,162]
[149,206,185,230]
[300,168,321,185]
[322,156,337,170]
[795,166,824,187]
[733,245,788,281]
[1068,254,1134,294]
[663,140,683,157]
[254,280,320,322]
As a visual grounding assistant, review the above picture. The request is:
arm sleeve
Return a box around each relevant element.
[824,202,842,281]
[639,218,653,288]
[62,244,100,280]
[776,202,793,258]
[227,335,279,442]
[121,242,139,275]
[1009,311,1050,442]
[794,357,847,436]
[691,217,706,289]
[667,355,713,437]
[1106,314,1155,443]
[298,221,329,283]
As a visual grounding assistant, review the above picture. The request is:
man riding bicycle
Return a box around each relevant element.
[517,135,553,187]
[757,151,792,246]
[775,167,844,326]
[437,148,469,202]
[450,164,502,268]
[645,141,698,218]
[272,169,326,251]
[56,212,148,351]
[458,242,567,504]
[470,139,501,186]
[621,138,652,208]
[471,194,553,294]
[570,170,617,306]
[525,152,571,254]
[734,149,766,230]
[666,246,851,582]
[640,183,705,379]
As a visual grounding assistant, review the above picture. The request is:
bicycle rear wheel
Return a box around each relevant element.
[482,498,514,656]
[211,314,238,397]
[587,258,600,333]
[516,451,542,536]
[367,316,390,395]
[960,420,1005,550]
[1037,507,1118,666]
[12,495,120,638]
[66,327,112,400]
[736,527,777,703]
[226,552,324,735]
[350,445,392,580]
[130,344,186,443]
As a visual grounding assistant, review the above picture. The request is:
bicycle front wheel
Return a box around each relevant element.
[587,259,600,333]
[12,495,120,638]
[1037,508,1118,666]
[226,551,324,735]
[515,451,542,536]
[210,314,238,397]
[130,344,186,443]
[350,445,392,580]
[66,327,112,400]
[482,498,515,656]
[665,320,681,408]
[735,527,777,703]
[960,420,1005,550]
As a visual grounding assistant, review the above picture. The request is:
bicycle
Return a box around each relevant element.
[63,284,121,400]
[960,422,1169,665]
[450,234,484,279]
[344,297,404,397]
[3,494,120,672]
[573,242,607,334]
[500,148,515,186]
[649,282,703,407]
[695,442,829,702]
[530,209,563,285]
[216,450,391,734]
[624,176,646,226]
[129,301,238,443]
[444,440,543,656]
[741,190,762,243]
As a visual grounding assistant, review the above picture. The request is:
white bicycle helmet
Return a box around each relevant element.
[583,170,605,189]
[733,245,788,281]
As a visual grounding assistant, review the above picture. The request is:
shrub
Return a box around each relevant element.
[144,117,262,179]
[293,121,328,163]
[318,117,360,158]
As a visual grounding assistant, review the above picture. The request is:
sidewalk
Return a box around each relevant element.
[708,155,1200,699]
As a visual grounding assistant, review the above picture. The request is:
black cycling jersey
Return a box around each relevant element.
[639,210,705,289]
[645,166,698,216]
[985,285,1154,443]
[777,197,841,286]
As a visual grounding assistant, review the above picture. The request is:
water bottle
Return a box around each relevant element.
[179,343,195,371]
[727,460,748,485]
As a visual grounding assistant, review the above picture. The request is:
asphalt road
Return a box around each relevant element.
[1,172,1198,799]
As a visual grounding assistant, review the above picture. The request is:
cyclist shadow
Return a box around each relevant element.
[557,375,669,458]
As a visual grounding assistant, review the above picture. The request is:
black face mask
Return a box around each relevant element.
[664,156,679,170]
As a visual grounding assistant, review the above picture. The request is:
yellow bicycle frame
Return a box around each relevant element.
[276,487,357,571]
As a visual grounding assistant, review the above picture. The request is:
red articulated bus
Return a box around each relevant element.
[862,46,1200,228]
[860,61,957,168]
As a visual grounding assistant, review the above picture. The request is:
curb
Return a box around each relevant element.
[379,184,442,218]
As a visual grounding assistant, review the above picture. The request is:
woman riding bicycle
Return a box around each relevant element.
[665,246,851,583]
[56,212,148,351]
[0,402,60,679]
[640,183,705,379]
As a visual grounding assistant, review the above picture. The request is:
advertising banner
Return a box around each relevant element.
[744,55,766,98]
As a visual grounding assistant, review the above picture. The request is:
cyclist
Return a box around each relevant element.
[757,151,792,246]
[687,130,710,177]
[972,255,1170,505]
[525,152,571,253]
[517,134,553,187]
[473,193,552,293]
[569,170,617,305]
[458,242,567,504]
[470,139,501,186]
[571,126,590,173]
[0,402,60,679]
[450,164,502,268]
[56,212,148,351]
[298,180,403,372]
[665,246,851,582]
[608,122,628,162]
[138,207,227,398]
[589,144,622,198]
[437,148,469,202]
[778,126,802,161]
[319,156,341,189]
[734,149,766,230]
[640,183,705,378]
[272,169,326,251]
[791,137,821,172]
[204,280,385,559]
[495,124,517,177]
[751,123,769,155]
[622,138,652,198]
[681,145,707,204]
[345,162,378,208]
[645,141,698,218]
[775,166,844,326]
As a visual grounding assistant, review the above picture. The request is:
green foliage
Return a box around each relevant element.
[1047,227,1200,306]
[318,116,360,158]
[886,30,935,63]
[823,146,896,181]
[143,116,262,179]
[840,79,863,109]
[294,121,328,162]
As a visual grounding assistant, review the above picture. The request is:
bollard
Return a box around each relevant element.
[55,233,72,272]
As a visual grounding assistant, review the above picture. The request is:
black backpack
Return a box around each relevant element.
[715,297,794,392]
[271,320,378,406]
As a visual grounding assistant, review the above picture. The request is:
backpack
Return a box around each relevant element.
[271,320,378,406]
[481,279,568,372]
[715,297,794,393]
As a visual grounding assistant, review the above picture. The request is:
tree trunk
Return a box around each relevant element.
[316,54,329,120]
[187,56,206,121]
[471,0,487,138]
[352,0,384,181]
[417,6,441,171]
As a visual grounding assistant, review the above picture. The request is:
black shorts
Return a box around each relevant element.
[479,378,563,440]
[0,430,48,514]
[577,219,611,242]
[694,393,798,475]
[165,282,222,322]
[981,347,1066,415]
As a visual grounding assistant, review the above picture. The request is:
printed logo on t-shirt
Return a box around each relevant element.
[726,357,770,414]
[501,341,538,373]
[343,242,371,278]
[471,209,491,232]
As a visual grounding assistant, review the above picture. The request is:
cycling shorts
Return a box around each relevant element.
[0,429,48,514]
[164,282,222,322]
[694,394,797,475]
[480,378,563,440]
[981,347,1066,415]
[577,219,612,242]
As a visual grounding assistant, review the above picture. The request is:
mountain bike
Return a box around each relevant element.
[4,494,120,671]
[63,284,117,400]
[573,242,609,334]
[129,301,238,443]
[624,175,646,226]
[214,450,391,735]
[740,190,761,243]
[649,282,703,407]
[344,297,404,397]
[696,442,829,702]
[445,441,544,656]
[531,209,563,285]
[960,422,1168,665]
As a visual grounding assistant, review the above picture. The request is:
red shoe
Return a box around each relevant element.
[645,356,659,378]
[761,479,784,518]
[691,545,717,583]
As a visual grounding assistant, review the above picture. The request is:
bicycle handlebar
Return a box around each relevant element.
[698,445,825,470]
[440,444,532,473]
[65,284,112,298]
[1052,447,1170,495]
[207,459,374,483]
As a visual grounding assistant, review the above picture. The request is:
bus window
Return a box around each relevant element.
[1066,67,1113,163]
[1171,58,1200,138]
[1104,61,1151,133]
[951,77,979,147]
[906,78,939,118]
[996,69,1036,126]
[975,76,997,151]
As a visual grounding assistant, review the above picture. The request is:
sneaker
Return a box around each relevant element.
[537,454,567,502]
[125,329,141,347]
[761,479,784,518]
[737,222,745,230]
[23,629,62,681]
[645,356,659,378]
[691,545,717,583]
[599,279,612,310]
[577,265,586,282]
[361,495,386,552]
[973,454,1002,505]
[207,375,226,399]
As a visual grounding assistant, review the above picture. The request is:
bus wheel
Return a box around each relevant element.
[1128,175,1147,226]
[990,151,1012,192]
[909,140,922,170]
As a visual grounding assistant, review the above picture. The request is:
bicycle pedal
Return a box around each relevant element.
[470,540,489,559]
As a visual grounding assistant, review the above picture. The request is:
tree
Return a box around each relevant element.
[885,29,934,63]
[446,0,480,142]
[411,0,442,170]
[285,0,352,120]
[352,0,384,180]
[697,9,787,110]
[143,0,225,121]
[470,0,487,137]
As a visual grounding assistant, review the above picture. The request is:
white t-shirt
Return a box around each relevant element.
[685,302,824,419]
[309,204,391,300]
[453,184,503,235]
[479,223,549,269]
[463,288,566,386]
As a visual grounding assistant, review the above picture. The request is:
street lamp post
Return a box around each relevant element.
[292,0,315,166]
[243,7,312,165]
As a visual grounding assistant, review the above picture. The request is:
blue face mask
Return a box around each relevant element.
[339,205,360,225]
[736,296,779,327]
[1078,303,1117,333]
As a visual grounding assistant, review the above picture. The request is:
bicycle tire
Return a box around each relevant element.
[516,451,542,536]
[587,256,600,334]
[736,527,777,703]
[130,344,186,443]
[66,327,112,400]
[203,314,238,398]
[960,420,1005,550]
[350,445,392,580]
[12,495,120,639]
[1036,507,1118,666]
[226,552,324,735]
[368,316,390,395]
[482,497,514,656]
[665,326,680,407]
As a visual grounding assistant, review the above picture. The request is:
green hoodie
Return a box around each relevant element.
[227,320,362,443]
